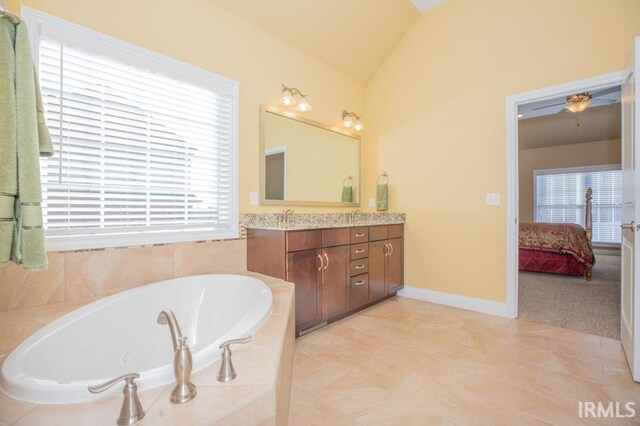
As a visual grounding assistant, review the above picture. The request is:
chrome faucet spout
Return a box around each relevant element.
[157,310,183,352]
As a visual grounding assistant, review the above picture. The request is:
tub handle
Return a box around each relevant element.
[88,373,145,425]
[218,336,252,382]
[88,373,140,394]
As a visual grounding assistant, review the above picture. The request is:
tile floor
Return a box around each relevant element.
[289,297,640,425]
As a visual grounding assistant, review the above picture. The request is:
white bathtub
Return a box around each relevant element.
[0,274,273,404]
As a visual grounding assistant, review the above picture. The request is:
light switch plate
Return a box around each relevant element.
[249,192,259,206]
[486,193,500,206]
[369,198,376,208]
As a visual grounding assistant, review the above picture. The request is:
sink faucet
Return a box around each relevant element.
[349,210,361,225]
[157,310,197,404]
[157,310,183,352]
[283,208,294,225]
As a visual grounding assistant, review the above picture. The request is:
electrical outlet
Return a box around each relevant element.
[369,198,376,208]
[486,193,500,206]
[249,192,259,205]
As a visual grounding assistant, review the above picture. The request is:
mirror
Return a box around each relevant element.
[260,106,360,206]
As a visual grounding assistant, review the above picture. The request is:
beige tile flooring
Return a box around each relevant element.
[289,297,640,425]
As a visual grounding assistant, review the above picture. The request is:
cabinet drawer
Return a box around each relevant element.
[350,243,368,260]
[322,228,351,247]
[350,258,369,276]
[388,224,404,239]
[286,230,322,252]
[350,226,369,244]
[368,225,388,241]
[350,274,369,310]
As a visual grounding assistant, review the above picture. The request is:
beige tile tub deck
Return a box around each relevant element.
[0,273,294,426]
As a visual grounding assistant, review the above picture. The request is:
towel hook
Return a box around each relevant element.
[343,175,353,186]
[377,172,388,185]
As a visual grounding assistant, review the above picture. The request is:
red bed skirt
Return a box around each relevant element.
[519,249,586,277]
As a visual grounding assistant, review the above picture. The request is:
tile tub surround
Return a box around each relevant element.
[242,212,406,231]
[0,273,295,426]
[0,239,247,312]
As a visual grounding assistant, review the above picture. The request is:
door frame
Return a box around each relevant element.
[505,71,626,318]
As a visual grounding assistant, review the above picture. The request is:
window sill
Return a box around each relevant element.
[45,228,239,252]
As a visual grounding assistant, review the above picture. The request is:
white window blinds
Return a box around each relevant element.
[535,165,622,244]
[27,9,239,250]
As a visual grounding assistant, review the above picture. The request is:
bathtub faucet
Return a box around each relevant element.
[157,310,197,404]
[157,310,183,352]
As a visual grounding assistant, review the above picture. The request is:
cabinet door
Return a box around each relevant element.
[321,245,350,320]
[287,249,322,332]
[387,238,403,294]
[368,240,387,302]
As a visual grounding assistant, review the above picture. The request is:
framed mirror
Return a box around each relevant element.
[259,105,360,206]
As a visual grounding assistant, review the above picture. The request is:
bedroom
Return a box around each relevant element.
[517,88,622,338]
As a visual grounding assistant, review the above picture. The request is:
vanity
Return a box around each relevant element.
[246,219,404,336]
[249,106,404,336]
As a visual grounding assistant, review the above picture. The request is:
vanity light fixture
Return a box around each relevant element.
[279,84,312,112]
[342,110,364,132]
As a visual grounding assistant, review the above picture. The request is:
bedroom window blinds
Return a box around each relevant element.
[27,9,239,250]
[535,165,622,244]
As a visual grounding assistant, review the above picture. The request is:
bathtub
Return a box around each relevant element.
[0,274,273,404]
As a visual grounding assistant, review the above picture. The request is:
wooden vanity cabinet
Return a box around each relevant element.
[247,224,403,335]
[368,225,404,300]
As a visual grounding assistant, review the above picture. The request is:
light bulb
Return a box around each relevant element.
[296,96,311,112]
[343,114,354,128]
[280,89,294,106]
[354,118,364,132]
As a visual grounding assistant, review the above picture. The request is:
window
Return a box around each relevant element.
[534,165,622,244]
[24,8,239,251]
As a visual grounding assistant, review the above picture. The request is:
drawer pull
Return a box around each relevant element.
[355,233,365,237]
[355,264,365,270]
[355,249,365,254]
[354,280,365,286]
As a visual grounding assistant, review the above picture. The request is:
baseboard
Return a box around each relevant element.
[398,286,508,318]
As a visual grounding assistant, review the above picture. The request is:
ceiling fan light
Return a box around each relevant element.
[566,93,592,114]
[296,96,311,112]
[353,118,364,132]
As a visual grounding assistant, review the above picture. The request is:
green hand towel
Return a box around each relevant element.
[376,183,388,211]
[0,17,53,271]
[341,184,353,203]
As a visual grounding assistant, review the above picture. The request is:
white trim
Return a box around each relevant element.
[505,71,626,318]
[534,163,621,177]
[398,286,508,318]
[22,6,240,252]
[410,0,448,13]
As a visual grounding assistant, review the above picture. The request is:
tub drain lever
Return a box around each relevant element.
[88,373,145,425]
[217,336,252,382]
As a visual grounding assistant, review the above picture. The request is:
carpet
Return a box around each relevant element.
[518,254,620,338]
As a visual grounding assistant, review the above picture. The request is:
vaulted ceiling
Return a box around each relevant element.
[208,0,423,83]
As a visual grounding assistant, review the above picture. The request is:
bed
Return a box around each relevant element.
[519,188,595,280]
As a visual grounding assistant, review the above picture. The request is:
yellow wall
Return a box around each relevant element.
[7,0,366,213]
[364,0,640,302]
[519,139,621,223]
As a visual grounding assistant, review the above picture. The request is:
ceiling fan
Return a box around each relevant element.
[531,86,619,114]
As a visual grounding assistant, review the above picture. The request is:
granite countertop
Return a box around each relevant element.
[242,212,405,231]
